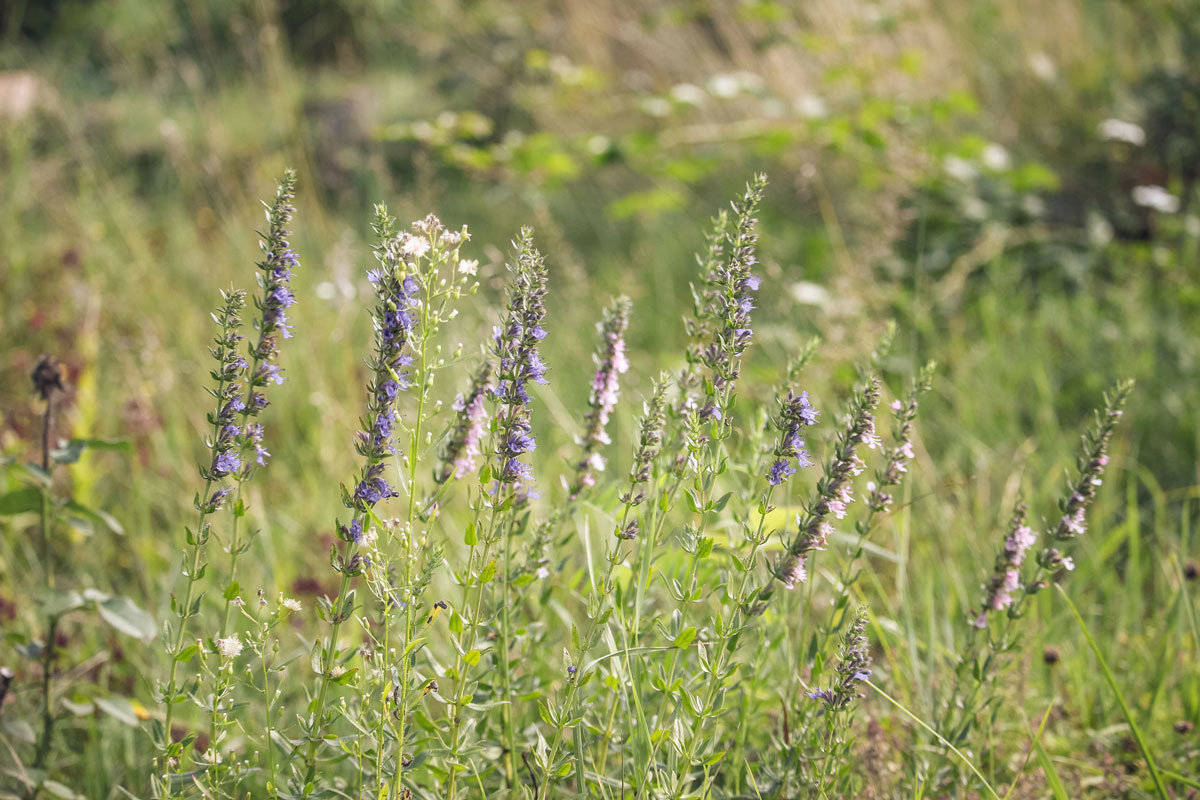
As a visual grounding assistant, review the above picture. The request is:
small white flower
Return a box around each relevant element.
[329,665,348,678]
[217,635,243,659]
[1132,185,1180,214]
[281,597,302,612]
[1062,557,1075,571]
[1098,118,1145,146]
[536,566,550,579]
[400,233,431,258]
[457,258,478,276]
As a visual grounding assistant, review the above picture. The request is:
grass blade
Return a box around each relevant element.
[1002,698,1057,800]
[1055,584,1170,800]
[1032,740,1069,800]
[865,679,1001,800]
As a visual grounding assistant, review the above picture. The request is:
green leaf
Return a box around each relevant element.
[464,521,477,546]
[95,696,140,727]
[1,718,35,743]
[64,499,124,535]
[39,589,85,617]
[463,649,481,667]
[41,781,81,799]
[223,581,240,601]
[96,595,156,641]
[175,645,199,663]
[52,437,132,465]
[478,561,497,585]
[538,700,557,727]
[333,668,358,685]
[0,487,43,515]
[674,627,698,649]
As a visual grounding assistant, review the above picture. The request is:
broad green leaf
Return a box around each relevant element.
[95,696,141,727]
[0,487,43,515]
[674,627,698,649]
[96,595,156,641]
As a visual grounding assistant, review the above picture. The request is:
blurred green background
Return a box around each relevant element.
[1,0,1199,794]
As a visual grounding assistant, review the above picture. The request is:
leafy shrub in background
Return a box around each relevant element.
[4,173,1176,800]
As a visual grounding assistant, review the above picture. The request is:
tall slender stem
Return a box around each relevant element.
[32,389,56,777]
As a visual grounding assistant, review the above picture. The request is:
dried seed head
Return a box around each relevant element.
[31,354,64,400]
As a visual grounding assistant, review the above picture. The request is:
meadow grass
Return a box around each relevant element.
[1,2,1199,798]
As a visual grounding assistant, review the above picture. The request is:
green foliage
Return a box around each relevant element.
[2,1,1200,798]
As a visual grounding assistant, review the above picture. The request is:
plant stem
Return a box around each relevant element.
[392,280,432,797]
[32,390,57,783]
[302,560,356,784]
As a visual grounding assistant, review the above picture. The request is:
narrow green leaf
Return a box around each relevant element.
[1032,740,1069,800]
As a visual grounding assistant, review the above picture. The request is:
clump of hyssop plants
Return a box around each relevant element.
[2,172,1147,799]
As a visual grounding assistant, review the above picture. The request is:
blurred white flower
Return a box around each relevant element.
[670,83,706,106]
[794,93,828,119]
[1087,211,1114,246]
[944,156,977,182]
[981,143,1011,171]
[1028,52,1057,82]
[586,135,610,155]
[1021,195,1047,217]
[282,597,302,612]
[458,258,478,276]
[640,97,671,117]
[790,281,830,307]
[961,196,989,221]
[1098,118,1145,146]
[732,71,764,92]
[1132,185,1180,213]
[707,73,740,99]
